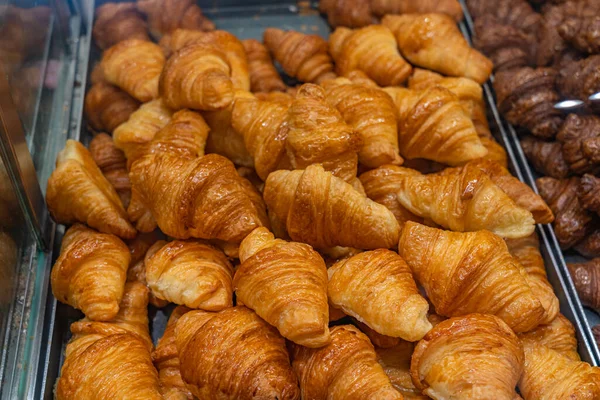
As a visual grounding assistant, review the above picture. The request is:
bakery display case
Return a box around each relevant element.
[1,0,600,399]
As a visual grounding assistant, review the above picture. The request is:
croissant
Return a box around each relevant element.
[286,84,361,183]
[159,43,234,111]
[558,55,600,105]
[263,28,336,83]
[557,114,600,175]
[505,233,560,325]
[328,25,412,86]
[129,110,268,241]
[399,222,545,332]
[322,78,402,168]
[494,67,563,139]
[375,341,428,399]
[537,177,593,249]
[466,0,541,35]
[136,0,214,39]
[242,39,286,93]
[113,98,173,167]
[153,305,193,400]
[264,164,400,250]
[353,319,401,349]
[580,174,600,215]
[84,82,140,134]
[383,14,492,84]
[101,39,165,102]
[519,340,600,399]
[328,249,431,341]
[51,224,129,321]
[291,325,402,400]
[46,140,136,239]
[519,314,580,361]
[567,258,600,310]
[254,90,294,106]
[411,313,524,400]
[92,2,149,50]
[384,86,487,166]
[89,133,131,208]
[396,163,535,238]
[371,0,463,21]
[520,136,570,179]
[175,307,300,399]
[235,227,330,347]
[144,239,233,310]
[318,0,373,28]
[559,14,600,54]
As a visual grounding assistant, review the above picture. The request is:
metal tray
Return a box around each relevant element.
[34,0,600,398]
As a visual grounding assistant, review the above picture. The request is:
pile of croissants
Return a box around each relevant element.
[45,0,600,399]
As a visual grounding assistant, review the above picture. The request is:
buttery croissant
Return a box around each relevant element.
[153,305,193,400]
[129,110,268,241]
[398,222,545,332]
[328,249,431,341]
[92,2,149,50]
[159,43,234,111]
[145,240,233,310]
[519,340,600,399]
[51,224,129,321]
[101,39,165,102]
[328,25,412,86]
[264,164,400,249]
[242,39,286,93]
[263,28,335,83]
[291,324,403,400]
[521,136,570,179]
[557,114,600,175]
[235,227,330,347]
[84,82,140,133]
[383,13,492,84]
[384,86,487,166]
[375,341,428,399]
[113,98,173,167]
[322,78,402,168]
[46,140,136,239]
[411,313,524,400]
[567,258,600,310]
[371,0,463,21]
[395,163,535,238]
[254,90,294,106]
[136,0,214,39]
[318,0,373,28]
[175,307,300,399]
[505,233,560,325]
[519,314,580,361]
[89,133,131,208]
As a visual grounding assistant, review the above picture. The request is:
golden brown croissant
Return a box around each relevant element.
[263,28,336,83]
[235,227,330,347]
[518,314,580,361]
[411,313,524,400]
[92,2,149,50]
[519,340,600,399]
[329,249,431,341]
[264,164,400,250]
[286,84,361,183]
[145,239,233,310]
[84,82,140,133]
[89,133,131,208]
[567,258,600,310]
[291,324,403,400]
[175,307,300,399]
[384,86,487,166]
[159,43,234,111]
[398,222,545,332]
[136,0,214,39]
[254,90,294,106]
[505,233,560,325]
[322,78,402,168]
[51,224,129,321]
[383,13,493,84]
[101,39,165,102]
[113,98,174,167]
[129,110,268,241]
[328,25,412,86]
[371,0,463,21]
[318,0,373,28]
[153,305,193,400]
[396,163,535,238]
[242,38,286,93]
[46,140,136,239]
[376,341,428,399]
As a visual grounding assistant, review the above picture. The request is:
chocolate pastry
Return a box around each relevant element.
[557,55,600,104]
[467,0,541,34]
[579,174,600,215]
[567,258,600,309]
[557,114,600,175]
[521,136,570,179]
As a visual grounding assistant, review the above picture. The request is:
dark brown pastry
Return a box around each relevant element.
[319,0,373,28]
[557,114,600,175]
[537,176,593,249]
[537,3,571,67]
[93,3,149,50]
[574,228,600,257]
[494,67,563,139]
[567,258,600,310]
[594,324,600,346]
[89,133,132,208]
[559,15,600,54]
[84,82,140,134]
[466,0,541,34]
[557,55,600,103]
[521,136,570,179]
[579,174,600,215]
